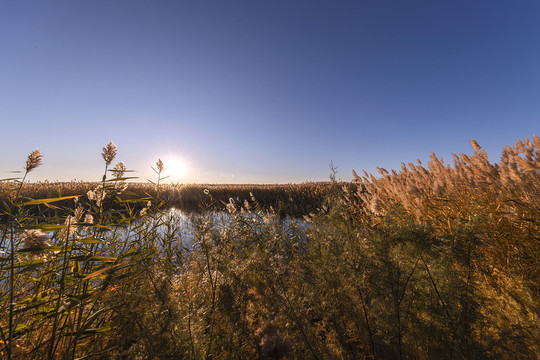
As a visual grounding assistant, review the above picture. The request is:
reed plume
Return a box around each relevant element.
[101,141,117,165]
[1,137,538,359]
[113,161,127,178]
[22,229,51,257]
[470,138,481,151]
[156,159,165,173]
[25,149,42,172]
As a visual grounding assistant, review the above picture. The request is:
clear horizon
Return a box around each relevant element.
[1,1,538,184]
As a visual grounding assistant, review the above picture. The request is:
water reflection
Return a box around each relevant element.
[152,207,310,249]
[3,208,310,256]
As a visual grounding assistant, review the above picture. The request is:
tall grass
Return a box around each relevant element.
[0,181,333,219]
[1,136,538,359]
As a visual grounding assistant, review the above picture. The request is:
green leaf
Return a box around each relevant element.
[78,237,104,244]
[18,246,62,253]
[19,262,46,274]
[116,197,152,204]
[82,264,118,281]
[1,259,44,270]
[43,203,63,210]
[39,224,68,231]
[88,256,117,263]
[22,195,80,205]
[106,177,138,182]
[78,325,113,339]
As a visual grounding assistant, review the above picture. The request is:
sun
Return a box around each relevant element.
[163,157,187,180]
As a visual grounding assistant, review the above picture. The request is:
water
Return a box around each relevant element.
[1,208,310,257]
[155,208,311,249]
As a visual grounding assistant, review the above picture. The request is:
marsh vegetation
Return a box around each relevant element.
[0,137,539,359]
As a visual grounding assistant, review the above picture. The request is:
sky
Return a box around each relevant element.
[1,0,538,183]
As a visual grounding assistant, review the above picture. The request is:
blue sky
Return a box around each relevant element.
[1,1,538,183]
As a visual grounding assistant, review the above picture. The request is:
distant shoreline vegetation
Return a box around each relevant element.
[0,181,339,219]
[0,136,538,359]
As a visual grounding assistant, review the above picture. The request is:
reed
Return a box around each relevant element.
[1,181,333,219]
[0,136,538,359]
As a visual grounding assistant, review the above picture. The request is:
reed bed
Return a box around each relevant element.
[0,181,333,219]
[0,137,538,359]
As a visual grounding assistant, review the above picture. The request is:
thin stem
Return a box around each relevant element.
[7,170,28,360]
[47,221,73,359]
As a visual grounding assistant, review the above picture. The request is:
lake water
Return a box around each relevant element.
[0,208,310,258]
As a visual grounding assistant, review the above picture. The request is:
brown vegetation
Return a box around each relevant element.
[0,136,538,359]
[0,181,333,219]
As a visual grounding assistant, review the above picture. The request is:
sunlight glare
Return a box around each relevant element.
[163,156,187,180]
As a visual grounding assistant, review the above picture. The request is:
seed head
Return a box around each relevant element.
[156,159,165,173]
[84,213,94,224]
[25,149,43,172]
[406,184,421,197]
[101,141,117,165]
[22,229,51,256]
[226,201,236,214]
[533,135,540,150]
[432,179,445,197]
[368,194,383,215]
[87,186,105,207]
[470,138,481,151]
[113,161,127,178]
